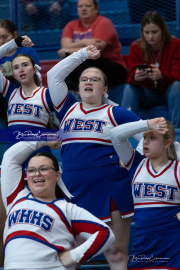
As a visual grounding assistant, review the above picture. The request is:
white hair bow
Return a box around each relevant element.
[35,64,42,87]
[58,165,73,199]
[103,93,119,106]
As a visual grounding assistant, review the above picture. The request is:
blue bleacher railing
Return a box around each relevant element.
[0,0,180,51]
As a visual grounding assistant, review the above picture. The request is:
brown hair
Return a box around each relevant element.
[78,0,100,15]
[12,53,40,86]
[163,121,177,161]
[140,11,172,61]
[28,152,63,199]
[0,19,17,36]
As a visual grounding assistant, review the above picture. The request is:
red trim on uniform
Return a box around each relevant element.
[80,103,109,114]
[147,159,174,178]
[20,87,41,100]
[2,78,8,95]
[59,104,77,129]
[47,204,75,237]
[71,221,109,263]
[41,87,50,114]
[125,150,135,168]
[62,137,111,144]
[9,89,18,103]
[12,198,27,208]
[174,161,180,189]
[129,267,179,269]
[53,93,68,110]
[107,106,116,127]
[4,230,65,251]
[110,197,118,212]
[121,210,134,216]
[100,215,111,221]
[134,201,180,207]
[7,172,25,206]
[8,120,46,127]
[132,160,145,185]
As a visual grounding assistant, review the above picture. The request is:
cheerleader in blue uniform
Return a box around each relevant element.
[47,45,143,270]
[111,117,180,270]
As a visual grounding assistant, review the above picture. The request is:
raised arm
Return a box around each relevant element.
[47,45,100,112]
[0,36,34,59]
[59,203,115,267]
[111,120,149,167]
[0,36,34,98]
[1,141,46,212]
[110,118,167,167]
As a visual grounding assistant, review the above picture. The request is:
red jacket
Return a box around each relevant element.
[128,37,180,94]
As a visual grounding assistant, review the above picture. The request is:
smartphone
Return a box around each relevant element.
[137,64,148,70]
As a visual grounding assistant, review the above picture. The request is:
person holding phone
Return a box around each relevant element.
[121,11,180,128]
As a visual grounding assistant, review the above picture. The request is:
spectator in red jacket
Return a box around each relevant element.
[57,0,127,91]
[122,11,180,128]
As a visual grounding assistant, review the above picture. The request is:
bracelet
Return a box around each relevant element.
[65,49,70,57]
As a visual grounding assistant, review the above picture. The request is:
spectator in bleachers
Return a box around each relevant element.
[57,0,127,91]
[122,11,180,128]
[20,0,69,31]
[0,19,40,85]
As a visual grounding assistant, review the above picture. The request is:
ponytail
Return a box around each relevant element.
[164,121,177,161]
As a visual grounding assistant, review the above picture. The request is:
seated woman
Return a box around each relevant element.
[1,140,115,270]
[110,117,180,269]
[58,0,127,90]
[122,11,180,128]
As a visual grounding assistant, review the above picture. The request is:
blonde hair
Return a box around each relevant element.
[80,67,108,87]
[163,121,177,161]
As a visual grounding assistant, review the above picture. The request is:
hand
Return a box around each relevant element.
[21,35,34,47]
[0,66,4,73]
[147,64,162,81]
[134,68,148,82]
[46,141,61,150]
[59,251,74,267]
[147,117,168,134]
[119,159,126,168]
[57,48,66,59]
[86,45,101,60]
[175,212,180,221]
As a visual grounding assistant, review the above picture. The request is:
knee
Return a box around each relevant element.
[123,84,136,95]
[167,81,180,98]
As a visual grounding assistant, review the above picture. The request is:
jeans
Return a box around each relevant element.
[121,81,180,128]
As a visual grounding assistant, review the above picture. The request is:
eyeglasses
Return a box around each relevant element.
[25,165,56,176]
[79,76,104,85]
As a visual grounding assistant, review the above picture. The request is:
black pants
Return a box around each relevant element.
[65,57,128,91]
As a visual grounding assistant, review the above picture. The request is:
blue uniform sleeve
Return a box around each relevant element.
[2,80,17,103]
[57,92,77,123]
[112,106,140,125]
[45,88,55,112]
[128,150,144,182]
